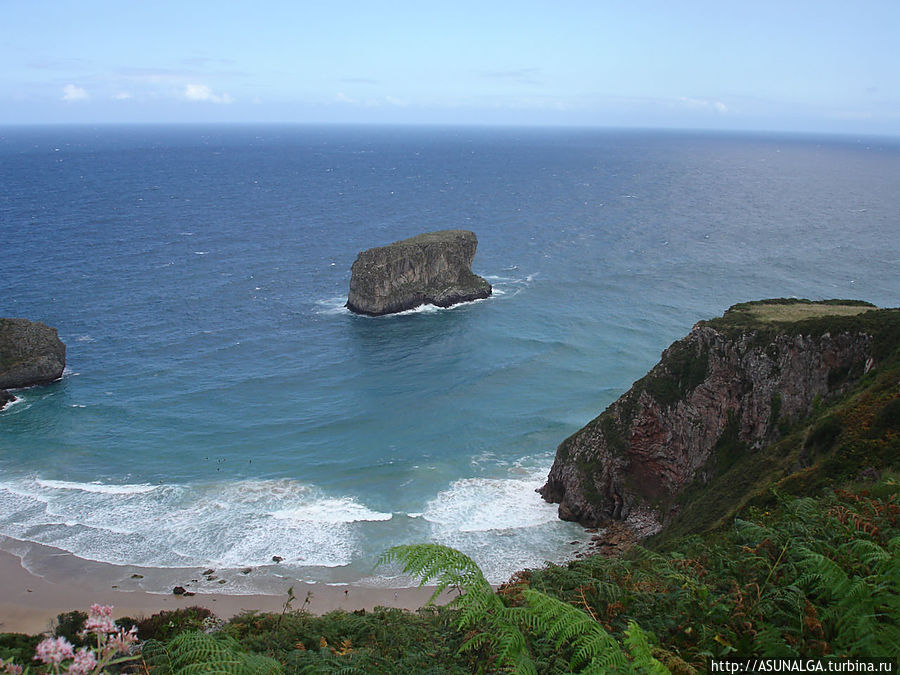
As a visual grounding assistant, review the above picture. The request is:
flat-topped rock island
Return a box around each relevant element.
[346,230,492,316]
[0,318,66,410]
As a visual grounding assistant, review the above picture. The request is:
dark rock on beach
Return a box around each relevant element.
[0,318,66,390]
[346,230,492,316]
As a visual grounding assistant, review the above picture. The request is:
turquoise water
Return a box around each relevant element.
[1,125,898,590]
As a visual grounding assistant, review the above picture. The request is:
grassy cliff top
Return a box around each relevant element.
[740,300,875,323]
[388,230,475,247]
[697,298,900,370]
[714,298,877,326]
[700,299,899,341]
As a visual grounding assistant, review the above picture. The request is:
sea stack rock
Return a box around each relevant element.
[346,230,492,316]
[0,318,66,409]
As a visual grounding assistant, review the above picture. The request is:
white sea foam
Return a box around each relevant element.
[313,297,351,315]
[417,461,585,583]
[1,394,22,410]
[75,335,95,342]
[314,295,489,318]
[0,477,386,570]
[423,466,559,533]
[482,272,536,299]
[392,303,440,316]
[34,479,160,495]
[271,499,392,524]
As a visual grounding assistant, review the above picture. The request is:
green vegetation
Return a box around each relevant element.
[729,299,875,324]
[641,341,710,409]
[142,631,282,674]
[703,300,899,359]
[119,606,217,643]
[0,632,41,665]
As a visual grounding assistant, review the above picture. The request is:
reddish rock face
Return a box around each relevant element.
[540,321,874,534]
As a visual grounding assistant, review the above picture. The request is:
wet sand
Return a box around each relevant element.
[0,549,448,635]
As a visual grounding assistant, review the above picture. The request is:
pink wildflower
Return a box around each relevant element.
[0,657,24,675]
[107,625,139,655]
[83,603,116,635]
[66,648,97,675]
[34,636,75,665]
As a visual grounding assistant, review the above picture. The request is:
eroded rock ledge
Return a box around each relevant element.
[0,318,66,410]
[539,299,887,536]
[346,230,492,316]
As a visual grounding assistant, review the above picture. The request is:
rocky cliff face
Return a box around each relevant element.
[346,230,492,316]
[0,318,66,409]
[539,301,881,534]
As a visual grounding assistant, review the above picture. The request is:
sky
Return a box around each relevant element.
[2,0,898,134]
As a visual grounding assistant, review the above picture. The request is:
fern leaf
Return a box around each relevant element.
[381,543,535,674]
[624,621,669,674]
[522,588,628,672]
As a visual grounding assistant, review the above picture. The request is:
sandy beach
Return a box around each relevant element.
[0,548,448,635]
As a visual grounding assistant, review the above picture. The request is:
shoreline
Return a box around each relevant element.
[0,548,449,635]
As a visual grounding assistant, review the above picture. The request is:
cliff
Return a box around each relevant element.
[540,299,900,538]
[346,230,492,316]
[0,318,66,409]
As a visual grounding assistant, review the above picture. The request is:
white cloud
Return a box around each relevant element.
[113,92,133,100]
[183,84,233,104]
[62,84,89,102]
[335,93,412,108]
[679,96,728,114]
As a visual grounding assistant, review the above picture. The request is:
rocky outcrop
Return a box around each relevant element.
[539,301,883,533]
[0,318,66,409]
[346,230,491,316]
[0,389,15,410]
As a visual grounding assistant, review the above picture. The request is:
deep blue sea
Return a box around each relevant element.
[1,125,898,592]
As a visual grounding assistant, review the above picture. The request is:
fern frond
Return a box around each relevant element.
[162,631,283,675]
[523,588,628,672]
[842,538,890,568]
[796,547,851,598]
[380,543,535,674]
[624,621,669,674]
[733,518,774,544]
[380,543,483,604]
[141,639,172,674]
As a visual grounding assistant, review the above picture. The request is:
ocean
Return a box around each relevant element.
[1,125,898,593]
